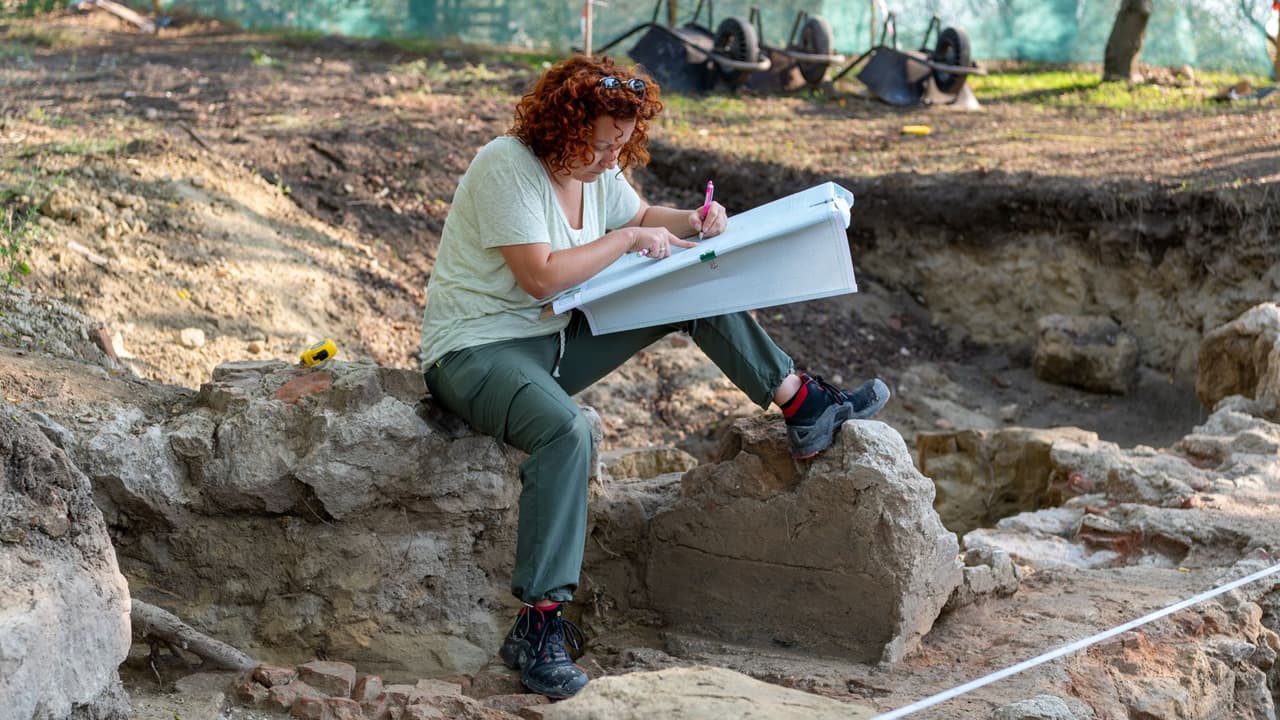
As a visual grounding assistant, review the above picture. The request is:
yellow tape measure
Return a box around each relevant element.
[300,339,338,367]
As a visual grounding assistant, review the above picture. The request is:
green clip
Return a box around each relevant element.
[699,250,716,263]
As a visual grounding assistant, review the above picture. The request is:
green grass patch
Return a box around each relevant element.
[0,0,62,19]
[268,29,328,45]
[245,46,280,67]
[389,57,456,83]
[388,57,531,96]
[386,36,558,70]
[18,138,126,159]
[22,104,75,128]
[970,66,1271,110]
[0,23,94,50]
[662,94,754,124]
[0,182,42,286]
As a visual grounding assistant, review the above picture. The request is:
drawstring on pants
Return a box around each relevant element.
[552,328,565,378]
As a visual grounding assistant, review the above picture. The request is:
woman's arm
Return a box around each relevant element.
[627,200,728,238]
[499,199,727,301]
[499,223,693,300]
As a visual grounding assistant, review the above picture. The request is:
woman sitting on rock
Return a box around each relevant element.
[420,54,889,699]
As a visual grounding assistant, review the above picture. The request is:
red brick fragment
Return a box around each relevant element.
[290,696,325,720]
[297,660,357,698]
[275,371,333,404]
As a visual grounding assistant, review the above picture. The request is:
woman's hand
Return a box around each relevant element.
[689,201,727,239]
[629,226,696,259]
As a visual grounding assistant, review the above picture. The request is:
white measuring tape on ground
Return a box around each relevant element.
[872,560,1280,719]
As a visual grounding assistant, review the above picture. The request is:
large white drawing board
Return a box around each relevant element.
[549,181,857,334]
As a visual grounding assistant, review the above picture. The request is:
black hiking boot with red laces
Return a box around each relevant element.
[498,603,588,699]
[782,373,890,459]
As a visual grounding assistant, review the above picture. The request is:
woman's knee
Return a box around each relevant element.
[537,409,593,452]
[512,385,592,453]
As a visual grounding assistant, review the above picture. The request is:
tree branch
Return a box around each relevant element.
[131,600,258,671]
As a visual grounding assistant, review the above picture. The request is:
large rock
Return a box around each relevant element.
[647,416,961,663]
[528,666,875,720]
[0,405,131,720]
[1033,314,1139,394]
[1197,302,1280,414]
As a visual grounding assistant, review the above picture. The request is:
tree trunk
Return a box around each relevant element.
[1272,34,1279,82]
[1103,0,1153,82]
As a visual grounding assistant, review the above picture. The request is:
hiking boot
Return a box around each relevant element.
[498,603,588,699]
[782,374,890,459]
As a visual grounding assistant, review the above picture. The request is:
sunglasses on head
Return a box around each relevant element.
[599,76,646,97]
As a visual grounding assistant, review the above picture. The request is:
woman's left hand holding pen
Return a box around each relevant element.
[690,201,727,239]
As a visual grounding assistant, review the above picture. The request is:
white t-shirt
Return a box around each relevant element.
[420,136,642,367]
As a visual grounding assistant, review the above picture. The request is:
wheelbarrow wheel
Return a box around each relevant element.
[932,26,971,95]
[713,16,759,89]
[792,15,833,88]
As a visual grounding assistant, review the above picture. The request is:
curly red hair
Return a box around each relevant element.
[510,55,664,175]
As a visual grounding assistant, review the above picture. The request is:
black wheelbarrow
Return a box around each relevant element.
[832,14,986,106]
[745,8,845,92]
[595,0,771,93]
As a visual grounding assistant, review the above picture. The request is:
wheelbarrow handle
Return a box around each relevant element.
[781,49,845,64]
[913,57,988,76]
[831,47,876,83]
[703,50,772,72]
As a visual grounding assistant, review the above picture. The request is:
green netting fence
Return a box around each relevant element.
[14,1,1279,75]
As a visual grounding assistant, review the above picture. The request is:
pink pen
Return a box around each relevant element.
[698,180,714,241]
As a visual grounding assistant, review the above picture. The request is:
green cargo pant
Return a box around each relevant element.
[424,310,793,604]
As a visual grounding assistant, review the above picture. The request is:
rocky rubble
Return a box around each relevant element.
[215,659,878,720]
[913,302,1280,717]
[58,354,955,680]
[225,658,548,720]
[39,181,150,243]
[0,287,120,370]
